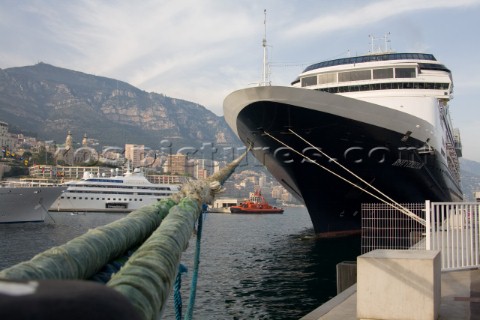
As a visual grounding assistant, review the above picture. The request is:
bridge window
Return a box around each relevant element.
[373,68,393,79]
[301,76,317,87]
[395,67,416,78]
[318,73,336,85]
[338,70,371,82]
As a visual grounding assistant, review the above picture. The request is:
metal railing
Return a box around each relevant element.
[361,203,426,254]
[426,201,480,271]
[361,201,480,271]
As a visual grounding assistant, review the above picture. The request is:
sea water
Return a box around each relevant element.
[0,208,361,319]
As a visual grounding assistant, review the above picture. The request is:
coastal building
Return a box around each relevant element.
[100,146,125,166]
[258,174,267,188]
[146,174,188,185]
[193,159,220,179]
[72,133,99,165]
[125,144,145,168]
[0,121,9,148]
[163,154,187,175]
[0,121,16,153]
[55,130,74,165]
[280,192,294,203]
[29,165,109,180]
[82,133,88,147]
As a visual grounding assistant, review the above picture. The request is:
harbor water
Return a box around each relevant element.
[0,207,361,319]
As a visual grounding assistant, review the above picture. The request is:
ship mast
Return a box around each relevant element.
[261,9,270,86]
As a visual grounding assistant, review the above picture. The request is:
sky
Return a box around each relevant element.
[1,0,480,161]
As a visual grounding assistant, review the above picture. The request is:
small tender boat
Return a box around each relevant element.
[229,189,284,214]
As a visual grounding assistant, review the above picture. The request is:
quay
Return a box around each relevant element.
[302,201,480,320]
[301,266,480,319]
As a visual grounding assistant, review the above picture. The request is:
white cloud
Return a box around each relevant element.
[285,0,480,40]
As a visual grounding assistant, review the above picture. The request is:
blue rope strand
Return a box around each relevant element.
[184,204,207,320]
[174,264,188,320]
[89,249,135,283]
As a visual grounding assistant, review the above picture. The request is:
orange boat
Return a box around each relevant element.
[229,189,284,214]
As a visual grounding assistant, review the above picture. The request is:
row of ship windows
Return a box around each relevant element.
[315,82,450,94]
[71,184,173,191]
[65,191,171,196]
[301,67,418,87]
[303,53,436,72]
[61,196,144,201]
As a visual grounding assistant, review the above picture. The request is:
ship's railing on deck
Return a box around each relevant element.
[361,201,480,271]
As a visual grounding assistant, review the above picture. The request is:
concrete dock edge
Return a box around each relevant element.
[299,284,356,320]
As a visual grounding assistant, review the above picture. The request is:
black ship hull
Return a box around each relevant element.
[225,86,463,236]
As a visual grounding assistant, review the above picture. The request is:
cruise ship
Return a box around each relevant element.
[223,50,463,236]
[52,168,181,212]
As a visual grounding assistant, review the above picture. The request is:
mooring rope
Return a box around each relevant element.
[0,200,176,280]
[106,197,200,320]
[263,130,425,225]
[288,128,421,218]
[105,152,247,320]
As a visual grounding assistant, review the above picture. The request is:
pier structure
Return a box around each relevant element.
[302,200,480,320]
[302,256,480,320]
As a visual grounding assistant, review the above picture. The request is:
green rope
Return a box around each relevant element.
[107,197,202,320]
[0,199,176,281]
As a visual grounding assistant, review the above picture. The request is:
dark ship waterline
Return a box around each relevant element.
[224,52,463,236]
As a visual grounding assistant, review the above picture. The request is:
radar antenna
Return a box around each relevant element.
[369,32,391,53]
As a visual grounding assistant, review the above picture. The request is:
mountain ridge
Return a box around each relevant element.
[0,62,240,150]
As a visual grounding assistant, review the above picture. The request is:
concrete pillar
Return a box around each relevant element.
[336,261,357,294]
[357,249,441,320]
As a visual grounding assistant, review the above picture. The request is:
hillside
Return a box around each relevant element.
[0,63,240,150]
[460,158,480,201]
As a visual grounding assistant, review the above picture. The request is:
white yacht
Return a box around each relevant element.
[52,168,181,212]
[0,181,66,223]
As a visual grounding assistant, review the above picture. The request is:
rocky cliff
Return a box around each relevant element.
[0,63,240,150]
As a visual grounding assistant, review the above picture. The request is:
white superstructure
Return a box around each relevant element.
[52,168,181,212]
[292,52,461,183]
